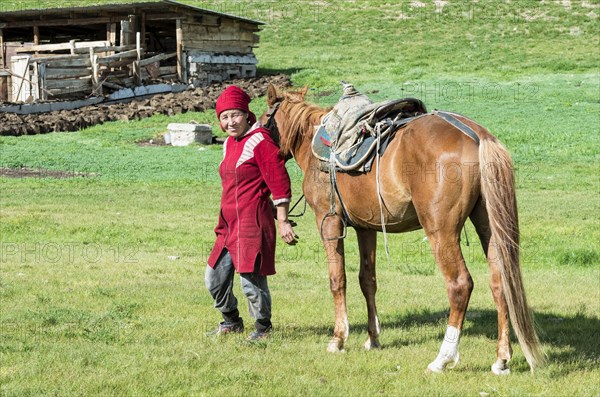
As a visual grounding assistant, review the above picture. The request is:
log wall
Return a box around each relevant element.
[182,18,260,86]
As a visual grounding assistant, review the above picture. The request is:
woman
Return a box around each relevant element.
[205,85,298,340]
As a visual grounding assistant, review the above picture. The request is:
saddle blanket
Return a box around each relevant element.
[311,83,427,172]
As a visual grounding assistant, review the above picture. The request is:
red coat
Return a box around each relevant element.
[207,125,291,275]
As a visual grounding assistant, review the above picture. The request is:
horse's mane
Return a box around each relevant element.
[278,95,329,156]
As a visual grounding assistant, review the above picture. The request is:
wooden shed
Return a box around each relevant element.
[0,0,264,102]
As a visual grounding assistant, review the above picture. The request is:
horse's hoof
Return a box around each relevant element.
[426,352,459,373]
[491,360,511,375]
[327,339,345,353]
[426,362,444,374]
[364,338,381,350]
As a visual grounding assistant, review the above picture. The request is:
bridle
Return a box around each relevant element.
[264,101,281,146]
[263,99,307,219]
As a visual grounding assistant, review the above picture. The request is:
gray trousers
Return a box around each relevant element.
[205,250,272,330]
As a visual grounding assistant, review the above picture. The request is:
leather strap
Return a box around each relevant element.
[433,110,481,145]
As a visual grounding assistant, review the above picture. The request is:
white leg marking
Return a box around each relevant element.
[427,326,461,373]
[491,359,511,375]
[364,316,382,350]
[327,315,349,353]
[344,315,349,340]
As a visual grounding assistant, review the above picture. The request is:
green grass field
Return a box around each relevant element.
[1,1,599,396]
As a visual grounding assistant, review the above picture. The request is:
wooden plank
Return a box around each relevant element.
[184,43,252,53]
[48,85,91,96]
[159,66,177,75]
[176,19,183,82]
[145,13,182,22]
[33,26,40,46]
[37,63,46,100]
[239,22,262,32]
[97,49,140,63]
[31,53,88,61]
[120,20,133,46]
[46,77,92,90]
[45,68,91,79]
[107,23,117,46]
[0,29,4,69]
[182,23,208,37]
[70,45,135,55]
[32,61,40,101]
[139,52,177,67]
[106,72,129,80]
[16,40,112,54]
[1,17,112,29]
[133,61,141,86]
[0,76,8,101]
[161,73,179,80]
[99,58,134,69]
[103,81,125,90]
[42,58,91,68]
[90,47,99,89]
[184,31,248,42]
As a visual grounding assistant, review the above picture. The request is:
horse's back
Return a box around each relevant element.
[390,114,485,230]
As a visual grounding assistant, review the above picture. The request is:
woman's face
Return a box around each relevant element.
[219,109,250,138]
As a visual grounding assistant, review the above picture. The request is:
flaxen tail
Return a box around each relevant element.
[479,138,545,371]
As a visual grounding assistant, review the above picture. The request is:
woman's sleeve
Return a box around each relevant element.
[255,133,292,205]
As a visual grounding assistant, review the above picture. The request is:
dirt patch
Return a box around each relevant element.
[0,167,95,179]
[0,74,291,136]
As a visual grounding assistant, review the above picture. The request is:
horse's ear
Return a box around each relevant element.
[267,84,278,106]
[299,85,309,99]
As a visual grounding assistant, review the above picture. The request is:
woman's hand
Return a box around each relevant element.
[276,202,298,245]
[278,219,298,245]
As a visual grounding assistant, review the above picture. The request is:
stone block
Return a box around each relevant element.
[167,123,213,146]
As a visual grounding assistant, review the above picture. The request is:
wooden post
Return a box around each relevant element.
[69,39,76,55]
[33,27,40,56]
[133,32,141,85]
[37,62,46,100]
[33,26,39,45]
[107,23,117,55]
[176,19,184,83]
[140,12,146,50]
[90,46,99,93]
[120,20,131,46]
[0,29,4,69]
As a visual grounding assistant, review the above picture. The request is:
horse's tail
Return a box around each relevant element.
[479,137,544,372]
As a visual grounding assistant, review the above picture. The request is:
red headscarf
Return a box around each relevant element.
[215,85,257,126]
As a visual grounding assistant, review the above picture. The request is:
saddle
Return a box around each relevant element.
[312,83,427,172]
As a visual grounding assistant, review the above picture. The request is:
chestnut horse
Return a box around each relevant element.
[261,85,544,374]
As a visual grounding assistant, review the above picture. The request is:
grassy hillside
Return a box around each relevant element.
[1,1,599,396]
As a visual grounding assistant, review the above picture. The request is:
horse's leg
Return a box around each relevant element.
[356,229,381,350]
[423,227,474,373]
[319,213,349,352]
[470,198,512,375]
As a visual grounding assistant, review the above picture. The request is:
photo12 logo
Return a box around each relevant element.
[0,242,139,264]
[205,1,340,23]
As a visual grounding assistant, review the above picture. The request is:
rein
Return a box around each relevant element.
[264,99,347,240]
[264,101,281,146]
[264,100,306,219]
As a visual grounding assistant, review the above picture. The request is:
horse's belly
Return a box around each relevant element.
[347,200,421,233]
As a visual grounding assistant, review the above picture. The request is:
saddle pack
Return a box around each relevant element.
[312,83,427,172]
